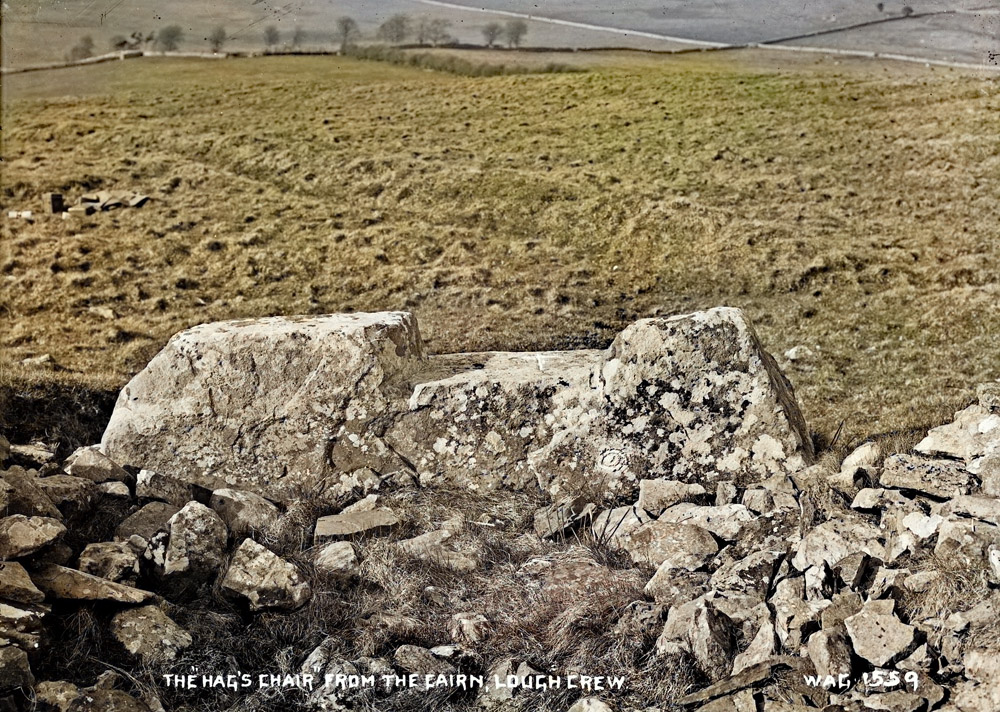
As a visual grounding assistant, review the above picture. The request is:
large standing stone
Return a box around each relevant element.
[221,538,311,611]
[99,309,810,501]
[101,312,425,502]
[528,307,813,494]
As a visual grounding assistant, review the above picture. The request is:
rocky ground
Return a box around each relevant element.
[2,312,999,712]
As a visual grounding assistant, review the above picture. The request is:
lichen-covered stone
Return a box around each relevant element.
[111,605,192,664]
[221,538,311,611]
[101,312,424,502]
[0,515,66,559]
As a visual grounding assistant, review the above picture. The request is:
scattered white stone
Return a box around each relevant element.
[221,538,311,611]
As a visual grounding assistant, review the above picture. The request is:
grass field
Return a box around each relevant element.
[2,50,998,452]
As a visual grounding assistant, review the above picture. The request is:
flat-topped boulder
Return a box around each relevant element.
[100,308,812,501]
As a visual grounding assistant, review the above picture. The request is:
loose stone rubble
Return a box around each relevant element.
[1,313,998,712]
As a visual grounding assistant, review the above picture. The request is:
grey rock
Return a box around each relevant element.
[313,541,359,580]
[937,495,1000,526]
[314,508,401,545]
[659,503,754,540]
[806,628,852,680]
[842,441,880,472]
[0,515,66,558]
[623,520,718,568]
[732,620,776,674]
[0,561,45,604]
[393,644,456,675]
[844,600,916,667]
[78,542,140,585]
[590,505,651,548]
[114,502,179,544]
[221,538,311,611]
[880,454,971,498]
[916,404,999,462]
[0,645,34,690]
[657,597,735,681]
[637,478,707,513]
[791,519,885,572]
[147,501,227,584]
[209,488,280,536]
[101,312,424,503]
[29,564,155,603]
[34,475,96,520]
[567,698,614,712]
[111,605,192,664]
[644,568,710,606]
[448,612,490,644]
[0,466,61,518]
[96,481,131,500]
[63,447,129,483]
[710,550,782,601]
[136,469,208,508]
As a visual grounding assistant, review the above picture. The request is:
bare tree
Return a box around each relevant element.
[264,25,280,50]
[208,26,227,53]
[482,22,502,47]
[292,26,306,48]
[336,17,359,51]
[427,18,452,46]
[504,19,528,48]
[156,25,183,51]
[377,14,411,44]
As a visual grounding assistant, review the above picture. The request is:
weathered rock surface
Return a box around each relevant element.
[209,488,280,536]
[314,508,401,544]
[101,312,425,502]
[0,598,49,650]
[313,541,360,580]
[0,515,66,558]
[659,503,754,540]
[62,446,130,483]
[880,454,971,498]
[29,564,155,603]
[844,600,916,667]
[111,605,192,664]
[34,475,96,520]
[637,478,707,513]
[591,505,651,548]
[101,309,812,501]
[221,538,311,610]
[0,467,62,518]
[78,542,140,585]
[146,502,227,585]
[0,645,34,690]
[136,469,208,508]
[657,597,736,681]
[518,547,645,601]
[791,519,885,571]
[623,520,719,568]
[114,502,179,544]
[0,561,45,604]
[916,404,999,462]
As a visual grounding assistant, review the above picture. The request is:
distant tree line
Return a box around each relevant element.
[67,13,529,62]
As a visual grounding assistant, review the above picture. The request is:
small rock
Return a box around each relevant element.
[136,469,208,508]
[221,538,311,611]
[806,628,852,681]
[96,481,132,499]
[1,466,62,518]
[0,561,45,604]
[850,488,912,511]
[114,502,179,544]
[313,508,400,545]
[33,680,82,711]
[842,441,880,472]
[66,687,152,711]
[880,454,971,498]
[35,475,96,520]
[623,520,718,568]
[657,597,735,681]
[8,441,55,465]
[659,503,754,540]
[844,600,916,667]
[791,519,884,572]
[0,515,66,558]
[732,620,775,674]
[209,488,280,536]
[915,404,999,462]
[567,698,614,712]
[716,481,738,506]
[637,478,706,513]
[63,447,130,483]
[147,502,227,584]
[78,542,140,585]
[314,541,359,580]
[448,612,490,644]
[0,598,49,650]
[937,495,1000,526]
[590,505,651,548]
[111,605,192,664]
[393,644,456,675]
[29,563,155,603]
[0,645,34,690]
[644,568,710,607]
[900,512,942,540]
